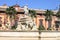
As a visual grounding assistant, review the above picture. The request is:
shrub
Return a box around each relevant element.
[47,27,51,30]
[11,25,17,30]
[38,25,45,30]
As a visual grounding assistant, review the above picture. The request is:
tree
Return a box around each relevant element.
[6,6,17,18]
[45,10,53,30]
[55,5,60,30]
[6,6,17,29]
[29,10,36,19]
[29,10,37,30]
[56,6,60,19]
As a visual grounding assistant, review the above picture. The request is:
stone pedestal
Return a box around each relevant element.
[16,15,37,31]
[16,5,37,31]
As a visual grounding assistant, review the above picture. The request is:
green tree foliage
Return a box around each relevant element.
[56,7,60,19]
[45,10,53,30]
[6,6,17,29]
[45,10,53,21]
[29,10,37,18]
[6,6,17,18]
[38,25,45,30]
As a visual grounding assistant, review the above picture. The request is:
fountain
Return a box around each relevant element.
[16,5,37,31]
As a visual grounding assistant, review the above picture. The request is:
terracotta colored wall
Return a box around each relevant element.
[35,15,46,29]
[0,13,7,29]
[0,12,58,30]
[35,15,58,30]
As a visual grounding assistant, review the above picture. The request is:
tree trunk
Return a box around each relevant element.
[7,15,11,29]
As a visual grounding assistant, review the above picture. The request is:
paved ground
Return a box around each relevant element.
[0,36,38,40]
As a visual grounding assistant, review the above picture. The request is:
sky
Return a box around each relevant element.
[0,0,60,10]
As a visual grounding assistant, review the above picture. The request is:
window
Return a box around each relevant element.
[0,17,2,27]
[0,17,2,24]
[55,21,60,28]
[0,17,2,21]
[0,24,2,27]
[55,21,60,30]
[48,21,51,28]
[4,19,7,25]
[39,19,43,26]
[0,17,2,19]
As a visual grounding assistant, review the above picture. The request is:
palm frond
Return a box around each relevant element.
[6,6,17,15]
[45,9,53,21]
[29,10,37,18]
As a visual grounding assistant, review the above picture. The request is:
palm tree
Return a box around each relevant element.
[29,10,37,29]
[45,10,53,30]
[6,6,17,29]
[29,10,37,23]
[56,6,60,19]
[29,10,37,20]
[56,5,60,30]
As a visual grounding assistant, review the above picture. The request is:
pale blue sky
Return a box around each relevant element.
[0,0,60,10]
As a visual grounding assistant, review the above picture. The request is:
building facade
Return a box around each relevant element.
[0,4,59,30]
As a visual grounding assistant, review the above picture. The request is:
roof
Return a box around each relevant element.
[0,5,58,14]
[29,8,58,14]
[0,5,24,12]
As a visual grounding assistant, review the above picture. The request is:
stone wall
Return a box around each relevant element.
[0,31,60,40]
[0,31,39,40]
[40,31,60,40]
